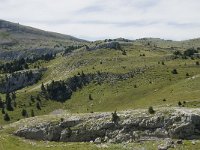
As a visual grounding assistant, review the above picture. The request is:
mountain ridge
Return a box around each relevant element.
[0,19,85,42]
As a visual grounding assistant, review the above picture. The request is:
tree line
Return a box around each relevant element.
[41,71,90,102]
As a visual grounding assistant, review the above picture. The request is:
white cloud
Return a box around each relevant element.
[0,0,200,40]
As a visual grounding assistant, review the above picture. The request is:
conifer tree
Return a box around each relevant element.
[4,113,10,121]
[5,93,13,111]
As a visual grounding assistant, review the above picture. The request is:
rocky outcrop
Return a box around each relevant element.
[0,48,60,61]
[0,68,46,93]
[45,66,148,102]
[14,108,200,143]
[88,42,121,51]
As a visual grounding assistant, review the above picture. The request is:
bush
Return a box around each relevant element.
[122,50,126,55]
[173,51,182,56]
[196,61,200,65]
[148,106,155,114]
[178,101,182,106]
[171,69,178,74]
[89,94,93,100]
[184,48,198,57]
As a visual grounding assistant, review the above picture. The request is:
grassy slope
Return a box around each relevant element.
[0,20,87,60]
[1,42,200,124]
[1,39,200,149]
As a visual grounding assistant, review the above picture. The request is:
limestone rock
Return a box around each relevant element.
[14,108,200,143]
[94,137,101,144]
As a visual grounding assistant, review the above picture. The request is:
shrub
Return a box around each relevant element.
[184,48,198,57]
[173,51,182,56]
[196,61,200,65]
[122,50,126,55]
[148,106,155,114]
[178,101,182,106]
[89,94,93,100]
[171,69,178,74]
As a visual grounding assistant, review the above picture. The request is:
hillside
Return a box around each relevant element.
[0,20,85,41]
[1,20,200,149]
[0,19,87,60]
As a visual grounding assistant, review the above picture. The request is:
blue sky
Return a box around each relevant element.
[0,0,200,41]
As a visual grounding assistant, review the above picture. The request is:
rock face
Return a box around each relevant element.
[89,42,121,51]
[0,68,45,93]
[14,108,200,143]
[0,48,60,61]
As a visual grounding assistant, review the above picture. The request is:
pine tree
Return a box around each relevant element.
[41,83,46,94]
[36,102,41,110]
[5,93,13,111]
[30,95,35,102]
[2,108,5,114]
[111,111,120,124]
[11,92,16,100]
[21,109,28,117]
[0,96,3,108]
[31,109,35,117]
[36,95,41,101]
[4,113,10,121]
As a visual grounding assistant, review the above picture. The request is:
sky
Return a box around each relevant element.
[0,0,200,41]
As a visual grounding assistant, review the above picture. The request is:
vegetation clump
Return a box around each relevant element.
[148,106,155,114]
[0,53,55,73]
[42,72,90,102]
[184,48,198,57]
[178,101,182,106]
[171,69,178,74]
[89,94,93,100]
[173,48,199,59]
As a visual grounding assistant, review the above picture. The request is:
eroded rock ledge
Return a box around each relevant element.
[14,108,200,143]
[0,68,46,93]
